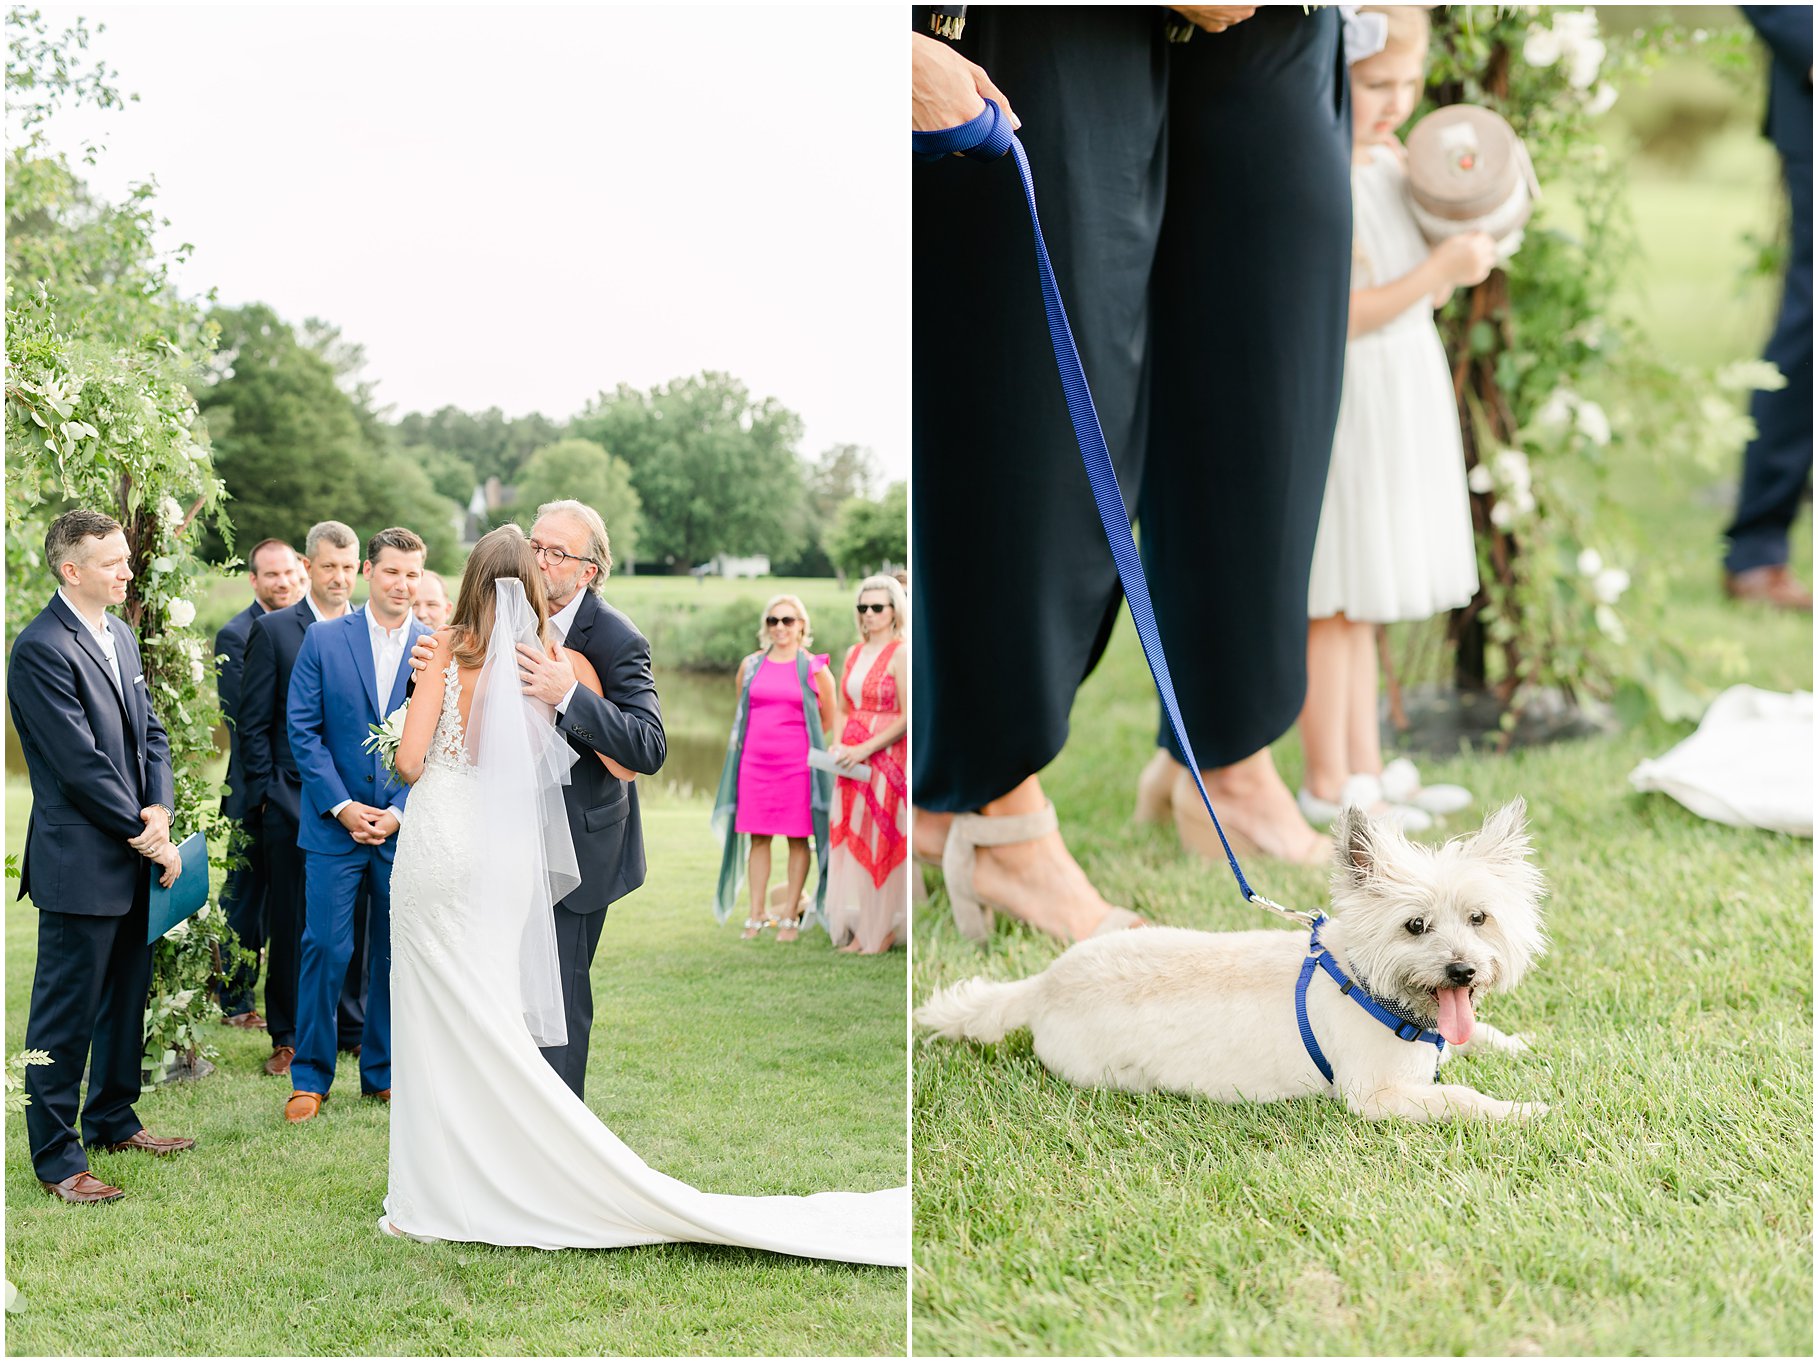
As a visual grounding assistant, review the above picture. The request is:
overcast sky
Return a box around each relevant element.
[29,4,909,481]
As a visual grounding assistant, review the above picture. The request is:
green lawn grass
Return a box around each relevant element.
[4,782,907,1356]
[910,128,1812,1359]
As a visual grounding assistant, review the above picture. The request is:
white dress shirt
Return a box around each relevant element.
[58,588,122,696]
[330,604,412,824]
[549,592,585,715]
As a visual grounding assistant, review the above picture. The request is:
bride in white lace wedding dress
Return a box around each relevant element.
[381,532,906,1264]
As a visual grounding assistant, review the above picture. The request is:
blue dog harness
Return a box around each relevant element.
[1295,915,1447,1086]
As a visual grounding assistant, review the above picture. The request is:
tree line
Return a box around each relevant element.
[201,303,904,578]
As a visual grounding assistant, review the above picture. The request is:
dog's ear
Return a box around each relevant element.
[1471,797,1532,864]
[1335,805,1379,883]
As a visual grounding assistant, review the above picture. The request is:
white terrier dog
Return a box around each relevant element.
[917,799,1548,1121]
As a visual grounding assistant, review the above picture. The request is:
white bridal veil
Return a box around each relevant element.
[465,576,580,1048]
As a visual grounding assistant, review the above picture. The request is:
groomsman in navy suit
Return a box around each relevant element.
[214,537,302,1028]
[1726,6,1813,610]
[283,526,431,1121]
[10,510,194,1203]
[239,522,372,1077]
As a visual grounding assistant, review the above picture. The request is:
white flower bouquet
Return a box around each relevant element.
[363,703,409,775]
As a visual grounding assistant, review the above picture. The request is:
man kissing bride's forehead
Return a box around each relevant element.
[381,509,908,1262]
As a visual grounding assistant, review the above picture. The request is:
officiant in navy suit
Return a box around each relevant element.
[239,521,372,1077]
[9,510,195,1204]
[408,498,665,1101]
[282,527,432,1121]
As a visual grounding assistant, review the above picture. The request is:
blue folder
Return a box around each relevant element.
[147,831,209,945]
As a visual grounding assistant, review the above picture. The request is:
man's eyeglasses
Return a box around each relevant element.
[856,602,891,614]
[765,615,799,628]
[529,540,596,569]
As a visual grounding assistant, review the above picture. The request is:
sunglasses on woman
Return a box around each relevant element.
[856,603,891,614]
[765,615,798,627]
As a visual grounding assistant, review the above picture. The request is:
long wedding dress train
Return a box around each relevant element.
[382,587,907,1264]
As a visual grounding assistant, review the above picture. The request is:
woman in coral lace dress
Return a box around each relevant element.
[826,576,909,955]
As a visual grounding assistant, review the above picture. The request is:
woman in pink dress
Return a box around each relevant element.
[713,594,836,943]
[827,576,909,954]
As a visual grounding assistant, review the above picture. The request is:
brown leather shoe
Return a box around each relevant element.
[285,1091,326,1123]
[100,1129,196,1156]
[221,1009,267,1030]
[40,1170,125,1203]
[1724,564,1813,611]
[264,1045,295,1076]
[363,1088,391,1103]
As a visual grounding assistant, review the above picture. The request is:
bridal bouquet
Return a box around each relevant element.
[364,703,409,775]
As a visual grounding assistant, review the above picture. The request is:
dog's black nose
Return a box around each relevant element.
[1445,961,1476,986]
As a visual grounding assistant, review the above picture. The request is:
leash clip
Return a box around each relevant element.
[1249,892,1318,927]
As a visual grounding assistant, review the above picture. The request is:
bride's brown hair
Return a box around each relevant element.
[448,524,551,669]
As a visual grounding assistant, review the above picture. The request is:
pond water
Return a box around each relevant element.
[4,666,740,794]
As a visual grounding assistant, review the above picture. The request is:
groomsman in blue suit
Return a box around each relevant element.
[10,510,194,1202]
[283,526,431,1121]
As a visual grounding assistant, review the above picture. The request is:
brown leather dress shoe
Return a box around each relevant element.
[221,1009,267,1030]
[363,1088,391,1103]
[40,1170,125,1203]
[264,1045,295,1076]
[285,1091,326,1123]
[1724,564,1813,611]
[100,1129,196,1155]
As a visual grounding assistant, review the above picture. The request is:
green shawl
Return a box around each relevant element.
[709,649,834,928]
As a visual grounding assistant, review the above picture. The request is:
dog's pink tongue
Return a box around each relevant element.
[1437,988,1475,1046]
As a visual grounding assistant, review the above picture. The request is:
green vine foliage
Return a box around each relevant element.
[1423,8,1773,726]
[5,8,243,1072]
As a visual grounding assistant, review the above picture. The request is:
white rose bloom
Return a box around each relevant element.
[1468,464,1495,494]
[1593,567,1630,604]
[159,495,184,530]
[1552,11,1600,44]
[1536,388,1577,431]
[1577,548,1604,577]
[1594,604,1627,643]
[166,597,197,629]
[1493,446,1532,490]
[1490,501,1517,529]
[1514,489,1537,515]
[1585,82,1619,117]
[190,656,205,683]
[1717,358,1786,392]
[1567,38,1606,90]
[1575,399,1612,446]
[1523,24,1562,66]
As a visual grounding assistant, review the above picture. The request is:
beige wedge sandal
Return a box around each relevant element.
[940,799,1145,944]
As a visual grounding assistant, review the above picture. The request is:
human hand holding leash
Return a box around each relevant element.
[913,31,1018,134]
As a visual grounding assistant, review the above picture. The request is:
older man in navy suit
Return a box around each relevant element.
[214,537,302,1027]
[283,526,431,1121]
[9,510,195,1203]
[416,498,665,1101]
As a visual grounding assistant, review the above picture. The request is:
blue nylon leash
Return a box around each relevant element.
[1295,914,1446,1085]
[915,98,1307,925]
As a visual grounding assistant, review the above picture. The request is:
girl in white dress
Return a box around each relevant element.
[1299,5,1488,831]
